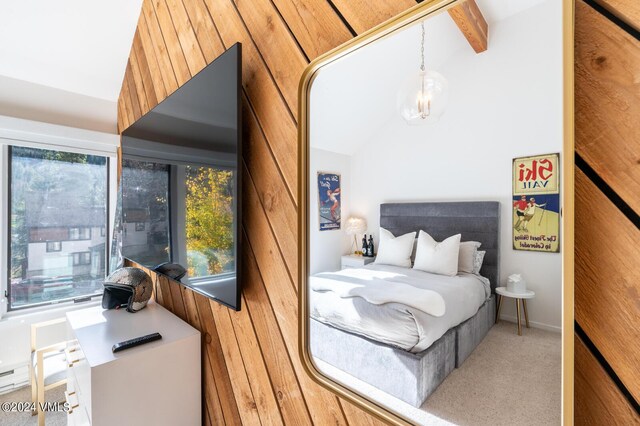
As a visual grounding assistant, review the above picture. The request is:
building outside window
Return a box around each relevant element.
[8,146,109,310]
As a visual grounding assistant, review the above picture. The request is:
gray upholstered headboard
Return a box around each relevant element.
[380,202,500,292]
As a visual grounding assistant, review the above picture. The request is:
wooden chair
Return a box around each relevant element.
[30,317,69,426]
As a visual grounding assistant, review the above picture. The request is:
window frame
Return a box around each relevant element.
[46,241,62,252]
[69,227,91,241]
[71,251,92,266]
[1,131,117,316]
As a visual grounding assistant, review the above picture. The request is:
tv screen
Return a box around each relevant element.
[111,43,242,310]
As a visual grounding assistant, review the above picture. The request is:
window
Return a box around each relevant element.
[100,226,106,236]
[69,227,91,240]
[46,241,62,252]
[185,165,235,279]
[119,159,170,266]
[72,252,92,266]
[8,146,108,310]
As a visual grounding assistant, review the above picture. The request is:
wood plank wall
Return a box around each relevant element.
[575,0,640,423]
[118,0,416,424]
[117,0,640,424]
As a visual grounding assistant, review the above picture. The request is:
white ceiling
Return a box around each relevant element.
[0,0,547,135]
[0,0,143,102]
[309,0,549,156]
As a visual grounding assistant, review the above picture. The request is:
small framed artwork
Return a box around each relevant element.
[317,172,341,231]
[512,153,560,253]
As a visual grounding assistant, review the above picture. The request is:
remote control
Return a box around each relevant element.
[112,332,162,353]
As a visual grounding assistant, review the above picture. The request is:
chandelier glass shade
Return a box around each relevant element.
[397,22,449,125]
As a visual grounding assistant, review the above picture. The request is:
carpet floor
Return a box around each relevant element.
[315,321,562,426]
[0,385,67,426]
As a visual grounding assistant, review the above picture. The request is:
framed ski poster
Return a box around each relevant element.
[512,153,560,253]
[317,172,341,231]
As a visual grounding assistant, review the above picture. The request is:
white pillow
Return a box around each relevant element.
[413,231,461,276]
[458,241,481,274]
[472,250,486,275]
[374,228,416,268]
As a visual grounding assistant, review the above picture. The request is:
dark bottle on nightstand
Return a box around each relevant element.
[362,235,368,256]
[367,235,375,257]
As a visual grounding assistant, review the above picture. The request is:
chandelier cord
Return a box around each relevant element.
[420,21,425,72]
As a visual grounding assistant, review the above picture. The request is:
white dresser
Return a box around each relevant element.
[65,302,200,426]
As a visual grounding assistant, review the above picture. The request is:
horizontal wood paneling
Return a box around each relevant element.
[270,0,354,59]
[232,0,308,113]
[575,0,640,213]
[575,168,640,402]
[132,30,159,108]
[204,0,299,202]
[118,0,414,424]
[575,334,640,424]
[150,0,192,86]
[575,0,640,422]
[595,0,640,30]
[141,2,179,97]
[329,0,414,35]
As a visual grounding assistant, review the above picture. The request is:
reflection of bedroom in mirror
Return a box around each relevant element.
[301,0,568,424]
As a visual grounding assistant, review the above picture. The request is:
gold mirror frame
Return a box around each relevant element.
[298,0,575,424]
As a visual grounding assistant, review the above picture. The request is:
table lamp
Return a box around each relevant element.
[345,217,367,255]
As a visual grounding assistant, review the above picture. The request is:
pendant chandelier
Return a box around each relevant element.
[397,21,449,125]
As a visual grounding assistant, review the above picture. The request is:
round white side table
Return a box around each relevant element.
[495,286,535,336]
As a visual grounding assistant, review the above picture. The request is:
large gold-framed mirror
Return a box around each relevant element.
[299,0,574,424]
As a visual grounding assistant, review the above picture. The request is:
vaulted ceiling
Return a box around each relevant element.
[0,0,143,132]
[309,0,550,156]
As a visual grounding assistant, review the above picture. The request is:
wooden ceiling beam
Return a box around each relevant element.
[448,0,488,53]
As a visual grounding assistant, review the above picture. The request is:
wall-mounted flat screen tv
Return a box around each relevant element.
[111,43,242,310]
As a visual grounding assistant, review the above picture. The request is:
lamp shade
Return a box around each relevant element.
[345,217,367,235]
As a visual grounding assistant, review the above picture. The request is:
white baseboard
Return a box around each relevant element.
[498,314,561,333]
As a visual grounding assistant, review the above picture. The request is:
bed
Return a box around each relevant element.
[309,201,500,407]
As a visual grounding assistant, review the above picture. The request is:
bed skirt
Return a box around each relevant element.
[310,295,496,407]
[310,319,456,407]
[456,294,496,366]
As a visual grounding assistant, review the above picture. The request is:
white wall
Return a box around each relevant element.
[0,75,117,134]
[347,1,563,331]
[309,148,352,275]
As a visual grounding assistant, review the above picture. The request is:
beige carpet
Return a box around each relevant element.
[315,321,561,426]
[0,385,67,426]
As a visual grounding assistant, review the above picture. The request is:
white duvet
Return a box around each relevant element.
[310,264,490,353]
